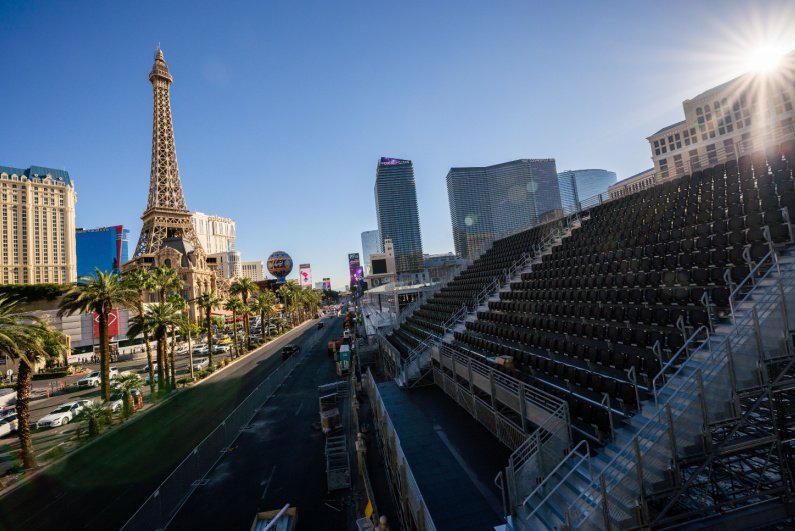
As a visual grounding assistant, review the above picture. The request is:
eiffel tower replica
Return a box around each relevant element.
[133,47,202,257]
[124,48,220,320]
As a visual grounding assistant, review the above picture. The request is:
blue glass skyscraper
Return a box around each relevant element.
[557,169,617,215]
[76,226,129,278]
[447,159,561,259]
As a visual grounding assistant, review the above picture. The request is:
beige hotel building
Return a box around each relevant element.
[0,166,77,285]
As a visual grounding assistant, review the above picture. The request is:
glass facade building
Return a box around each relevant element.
[447,159,561,259]
[374,158,424,275]
[557,169,617,215]
[361,229,381,274]
[75,225,129,278]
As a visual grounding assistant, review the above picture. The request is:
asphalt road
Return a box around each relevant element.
[0,317,334,531]
[169,315,348,530]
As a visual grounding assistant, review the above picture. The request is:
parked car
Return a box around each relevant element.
[213,345,230,353]
[0,414,18,437]
[176,345,189,354]
[78,371,101,388]
[37,400,93,429]
[143,363,158,373]
[110,389,142,412]
[191,358,210,371]
[109,367,120,378]
[281,344,301,360]
[193,345,207,354]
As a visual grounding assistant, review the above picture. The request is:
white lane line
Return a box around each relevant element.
[260,465,276,500]
[295,402,303,416]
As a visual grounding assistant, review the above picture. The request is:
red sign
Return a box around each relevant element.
[94,310,119,338]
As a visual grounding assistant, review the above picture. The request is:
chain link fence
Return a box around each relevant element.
[119,346,309,531]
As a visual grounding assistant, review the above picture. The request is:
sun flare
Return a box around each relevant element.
[746,45,786,72]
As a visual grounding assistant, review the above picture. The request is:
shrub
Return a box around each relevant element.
[216,361,223,369]
[206,366,215,374]
[0,383,17,391]
[43,445,65,460]
[176,377,191,387]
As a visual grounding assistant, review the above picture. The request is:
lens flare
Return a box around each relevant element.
[746,45,786,71]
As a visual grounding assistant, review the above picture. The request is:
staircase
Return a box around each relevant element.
[518,251,795,530]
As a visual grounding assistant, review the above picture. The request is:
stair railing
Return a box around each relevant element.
[557,254,795,529]
[523,440,591,525]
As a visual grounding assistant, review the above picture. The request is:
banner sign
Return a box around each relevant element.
[348,253,360,288]
[299,263,312,287]
[93,309,119,338]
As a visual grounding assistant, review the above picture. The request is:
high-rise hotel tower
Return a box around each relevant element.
[374,158,424,280]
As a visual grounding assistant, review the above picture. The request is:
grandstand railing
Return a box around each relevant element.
[366,368,437,531]
[551,247,795,529]
[522,440,591,526]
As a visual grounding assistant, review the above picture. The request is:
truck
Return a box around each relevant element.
[337,345,351,376]
[327,338,341,357]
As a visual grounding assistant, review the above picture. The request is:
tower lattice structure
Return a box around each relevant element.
[133,48,202,257]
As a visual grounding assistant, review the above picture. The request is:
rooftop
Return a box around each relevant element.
[613,168,655,186]
[652,120,686,136]
[0,165,73,187]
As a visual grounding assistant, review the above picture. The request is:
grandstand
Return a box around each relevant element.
[375,138,795,530]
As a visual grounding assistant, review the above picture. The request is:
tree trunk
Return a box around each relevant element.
[188,326,194,379]
[99,311,111,402]
[232,314,239,358]
[139,298,155,394]
[170,327,177,389]
[16,360,35,469]
[206,309,214,367]
[156,332,166,393]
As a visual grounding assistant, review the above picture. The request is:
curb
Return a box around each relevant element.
[0,318,318,501]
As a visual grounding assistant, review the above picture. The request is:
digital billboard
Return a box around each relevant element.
[299,263,312,288]
[379,157,411,166]
[322,278,331,289]
[348,253,361,287]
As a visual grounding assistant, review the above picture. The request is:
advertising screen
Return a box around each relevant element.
[322,278,331,289]
[348,253,360,287]
[372,258,387,275]
[299,263,312,288]
[379,157,411,166]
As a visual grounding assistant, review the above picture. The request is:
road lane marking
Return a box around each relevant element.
[260,465,276,500]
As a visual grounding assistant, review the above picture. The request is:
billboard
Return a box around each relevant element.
[348,253,361,287]
[323,278,331,289]
[94,309,119,338]
[299,263,312,288]
[379,157,411,166]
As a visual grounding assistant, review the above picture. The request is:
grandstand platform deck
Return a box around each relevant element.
[376,381,509,530]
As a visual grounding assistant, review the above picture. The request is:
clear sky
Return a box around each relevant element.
[2,1,795,290]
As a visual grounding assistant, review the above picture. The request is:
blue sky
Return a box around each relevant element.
[2,1,795,290]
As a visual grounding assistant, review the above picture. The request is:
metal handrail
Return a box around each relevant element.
[524,440,591,523]
[509,401,569,470]
[728,247,778,324]
[561,255,795,529]
[650,325,709,408]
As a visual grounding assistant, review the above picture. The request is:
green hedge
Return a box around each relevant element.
[0,283,69,303]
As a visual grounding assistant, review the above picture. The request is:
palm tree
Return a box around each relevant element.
[114,373,142,417]
[59,268,139,401]
[0,300,52,469]
[128,303,181,392]
[251,291,277,339]
[123,268,156,393]
[150,265,183,378]
[82,400,109,437]
[224,297,246,358]
[272,316,287,334]
[196,292,222,367]
[230,278,259,350]
[166,294,187,386]
[170,295,195,379]
[278,281,300,327]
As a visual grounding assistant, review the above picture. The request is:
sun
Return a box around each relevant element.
[746,45,786,72]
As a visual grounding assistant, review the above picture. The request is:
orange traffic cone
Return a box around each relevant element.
[46,387,50,398]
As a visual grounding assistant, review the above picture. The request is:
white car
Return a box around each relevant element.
[143,363,158,373]
[192,346,206,354]
[176,346,189,354]
[109,367,120,378]
[78,371,101,388]
[37,400,93,429]
[0,414,18,437]
[191,358,209,371]
[110,389,141,412]
[213,345,230,354]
